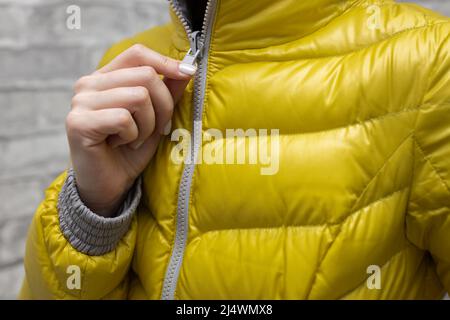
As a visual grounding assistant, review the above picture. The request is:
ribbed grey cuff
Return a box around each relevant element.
[57,169,142,256]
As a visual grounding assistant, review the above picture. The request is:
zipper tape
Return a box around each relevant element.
[161,0,217,300]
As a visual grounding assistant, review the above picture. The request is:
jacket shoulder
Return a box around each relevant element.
[344,1,449,35]
[393,1,449,24]
[97,23,176,68]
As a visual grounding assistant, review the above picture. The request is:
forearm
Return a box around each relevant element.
[58,168,142,256]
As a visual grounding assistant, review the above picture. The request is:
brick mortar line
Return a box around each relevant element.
[0,215,34,224]
[0,41,115,49]
[0,127,66,139]
[0,214,33,224]
[0,0,164,10]
[0,80,76,91]
[0,259,24,271]
[0,170,69,188]
[0,128,66,140]
[0,171,66,184]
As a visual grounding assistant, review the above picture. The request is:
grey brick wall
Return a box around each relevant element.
[0,0,169,299]
[0,0,448,300]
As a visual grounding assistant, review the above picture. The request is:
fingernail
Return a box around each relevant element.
[179,63,197,76]
[163,120,172,136]
[131,140,144,150]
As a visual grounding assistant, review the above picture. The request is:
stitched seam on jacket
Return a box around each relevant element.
[412,135,450,198]
[214,21,446,65]
[213,1,408,54]
[426,29,450,94]
[197,131,414,237]
[209,0,359,53]
[278,101,449,138]
[309,130,413,298]
[304,133,414,298]
[338,243,413,299]
[197,187,408,236]
[351,133,413,210]
[287,0,358,44]
[304,185,408,299]
[38,174,70,299]
[201,104,420,143]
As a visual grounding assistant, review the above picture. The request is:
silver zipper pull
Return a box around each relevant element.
[179,31,203,76]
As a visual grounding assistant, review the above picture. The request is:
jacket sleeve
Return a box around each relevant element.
[19,170,141,299]
[407,22,450,293]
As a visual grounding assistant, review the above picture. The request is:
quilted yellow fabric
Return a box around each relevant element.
[20,0,450,299]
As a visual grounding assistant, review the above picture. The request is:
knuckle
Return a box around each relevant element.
[130,86,150,103]
[65,112,82,134]
[116,109,133,129]
[73,76,91,93]
[162,104,174,119]
[141,66,158,82]
[71,92,90,109]
[129,44,147,62]
[156,97,174,120]
[148,115,156,135]
[140,65,155,75]
[70,94,83,109]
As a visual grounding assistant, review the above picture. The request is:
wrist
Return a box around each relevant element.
[58,169,142,255]
[77,186,131,218]
[70,168,136,217]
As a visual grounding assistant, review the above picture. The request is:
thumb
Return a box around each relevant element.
[164,77,192,105]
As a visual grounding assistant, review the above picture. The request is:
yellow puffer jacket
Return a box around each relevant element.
[20,0,450,299]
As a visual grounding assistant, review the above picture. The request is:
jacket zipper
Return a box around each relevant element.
[179,31,202,75]
[161,0,217,300]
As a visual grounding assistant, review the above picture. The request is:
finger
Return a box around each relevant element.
[163,77,192,105]
[96,44,192,80]
[73,87,156,148]
[124,130,161,158]
[66,108,139,148]
[75,67,175,135]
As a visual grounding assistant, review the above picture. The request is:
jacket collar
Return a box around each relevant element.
[170,0,360,52]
